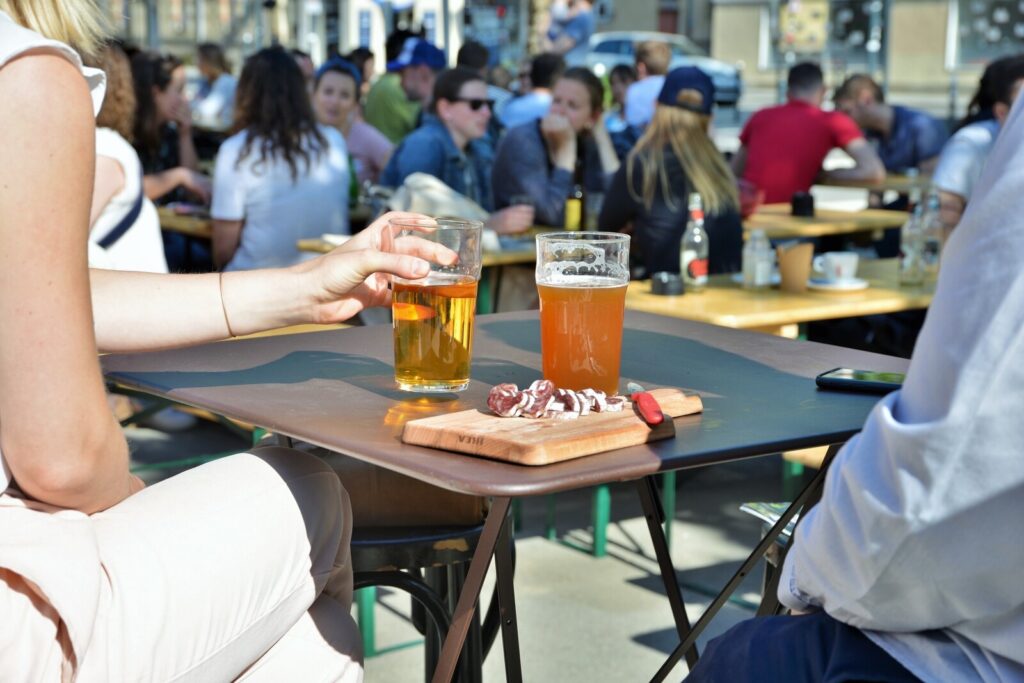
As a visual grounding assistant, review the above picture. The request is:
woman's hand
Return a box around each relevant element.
[541,113,577,170]
[176,167,212,203]
[487,205,535,234]
[294,212,455,323]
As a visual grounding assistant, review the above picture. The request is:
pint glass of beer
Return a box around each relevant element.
[535,232,630,394]
[386,217,482,392]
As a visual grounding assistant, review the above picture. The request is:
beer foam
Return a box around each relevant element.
[536,241,628,285]
[536,273,627,287]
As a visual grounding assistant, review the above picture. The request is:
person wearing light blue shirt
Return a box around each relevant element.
[542,0,595,65]
[685,80,1024,683]
[498,52,564,129]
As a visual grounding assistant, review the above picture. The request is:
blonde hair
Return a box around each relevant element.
[625,90,738,215]
[1,0,107,55]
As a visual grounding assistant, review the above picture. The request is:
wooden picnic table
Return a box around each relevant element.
[816,172,932,194]
[158,206,213,239]
[625,258,935,338]
[744,203,907,240]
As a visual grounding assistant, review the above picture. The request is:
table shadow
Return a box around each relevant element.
[108,351,459,405]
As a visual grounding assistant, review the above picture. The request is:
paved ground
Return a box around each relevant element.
[127,418,803,682]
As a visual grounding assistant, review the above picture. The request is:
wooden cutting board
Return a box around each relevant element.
[401,388,703,466]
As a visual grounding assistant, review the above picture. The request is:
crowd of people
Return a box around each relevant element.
[3,0,1024,679]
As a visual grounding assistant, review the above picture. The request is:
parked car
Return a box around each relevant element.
[578,31,743,108]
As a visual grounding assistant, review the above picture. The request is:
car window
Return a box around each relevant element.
[592,39,633,56]
[670,38,705,57]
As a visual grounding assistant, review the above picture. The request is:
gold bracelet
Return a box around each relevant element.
[218,271,236,338]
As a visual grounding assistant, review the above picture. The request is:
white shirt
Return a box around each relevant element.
[624,76,665,129]
[779,94,1024,682]
[212,125,349,271]
[931,118,1000,202]
[0,11,106,493]
[89,128,168,273]
[191,73,237,130]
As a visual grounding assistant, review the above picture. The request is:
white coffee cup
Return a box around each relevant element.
[812,251,859,282]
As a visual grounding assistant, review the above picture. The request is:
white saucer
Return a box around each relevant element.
[807,277,869,292]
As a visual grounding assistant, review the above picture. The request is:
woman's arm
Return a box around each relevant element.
[590,123,620,176]
[143,167,211,203]
[91,212,442,353]
[0,54,134,513]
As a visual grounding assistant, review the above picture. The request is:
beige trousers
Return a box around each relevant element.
[0,447,362,682]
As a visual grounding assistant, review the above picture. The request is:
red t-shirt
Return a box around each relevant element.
[738,100,864,204]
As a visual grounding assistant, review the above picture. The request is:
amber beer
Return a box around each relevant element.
[393,274,478,392]
[538,278,627,394]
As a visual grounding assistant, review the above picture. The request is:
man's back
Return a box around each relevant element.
[739,100,862,203]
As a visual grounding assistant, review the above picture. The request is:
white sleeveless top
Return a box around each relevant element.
[90,127,169,273]
[0,11,106,492]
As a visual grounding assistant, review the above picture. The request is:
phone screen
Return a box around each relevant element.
[821,369,905,385]
[815,368,906,394]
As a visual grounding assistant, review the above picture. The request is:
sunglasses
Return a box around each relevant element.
[453,97,495,111]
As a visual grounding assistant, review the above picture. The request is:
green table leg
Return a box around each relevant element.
[661,471,676,550]
[783,460,805,500]
[592,484,611,557]
[545,494,557,540]
[356,586,377,657]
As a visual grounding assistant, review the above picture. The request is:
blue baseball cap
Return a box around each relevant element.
[315,56,362,89]
[386,38,446,72]
[657,66,715,115]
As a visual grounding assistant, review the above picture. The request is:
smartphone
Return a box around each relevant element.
[815,368,905,394]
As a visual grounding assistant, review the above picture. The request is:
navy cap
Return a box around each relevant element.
[657,66,715,115]
[386,38,446,72]
[315,56,362,89]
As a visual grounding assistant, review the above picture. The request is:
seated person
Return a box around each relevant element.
[833,73,948,175]
[492,66,620,228]
[732,62,884,203]
[366,34,445,143]
[85,41,167,273]
[598,67,743,277]
[624,40,671,129]
[364,29,427,143]
[686,87,1024,683]
[541,0,595,64]
[130,50,213,271]
[933,54,1024,235]
[605,63,636,134]
[3,8,454,679]
[381,67,534,235]
[191,42,236,130]
[212,47,350,270]
[499,52,564,129]
[312,57,394,185]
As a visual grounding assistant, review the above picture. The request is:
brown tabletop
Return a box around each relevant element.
[102,311,907,497]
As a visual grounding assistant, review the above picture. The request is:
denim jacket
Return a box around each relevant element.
[380,116,495,211]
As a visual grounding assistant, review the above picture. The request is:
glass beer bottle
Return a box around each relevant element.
[681,192,709,292]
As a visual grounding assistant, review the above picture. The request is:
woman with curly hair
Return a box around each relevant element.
[212,45,350,270]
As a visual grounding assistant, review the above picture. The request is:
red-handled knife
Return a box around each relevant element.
[626,382,665,426]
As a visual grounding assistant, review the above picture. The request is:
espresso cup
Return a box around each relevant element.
[812,251,859,282]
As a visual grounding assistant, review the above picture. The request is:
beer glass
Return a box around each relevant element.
[535,232,630,394]
[386,217,483,392]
